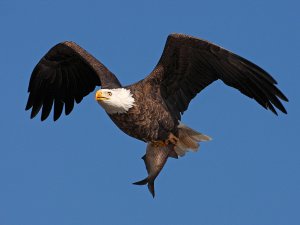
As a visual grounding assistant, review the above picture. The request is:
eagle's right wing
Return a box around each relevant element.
[26,41,121,121]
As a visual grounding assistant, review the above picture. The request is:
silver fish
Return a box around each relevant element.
[133,143,178,197]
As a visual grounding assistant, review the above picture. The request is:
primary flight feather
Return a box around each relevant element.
[26,33,288,196]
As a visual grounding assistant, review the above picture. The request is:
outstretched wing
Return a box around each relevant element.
[143,33,288,120]
[25,41,121,121]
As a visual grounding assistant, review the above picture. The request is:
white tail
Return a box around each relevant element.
[174,122,212,157]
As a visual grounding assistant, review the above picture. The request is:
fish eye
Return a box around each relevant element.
[108,91,112,96]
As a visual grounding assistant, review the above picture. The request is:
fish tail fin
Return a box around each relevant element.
[133,177,148,185]
[133,178,155,198]
[148,181,155,198]
[175,122,212,157]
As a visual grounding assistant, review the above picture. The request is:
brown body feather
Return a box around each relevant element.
[109,84,178,142]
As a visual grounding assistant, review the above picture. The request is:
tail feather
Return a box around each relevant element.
[180,135,199,150]
[175,122,212,157]
[190,133,212,142]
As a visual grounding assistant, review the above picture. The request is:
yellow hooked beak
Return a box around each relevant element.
[95,90,109,101]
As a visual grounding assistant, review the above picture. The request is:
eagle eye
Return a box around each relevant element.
[108,91,112,96]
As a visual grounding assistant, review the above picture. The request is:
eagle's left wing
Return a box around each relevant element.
[142,33,288,120]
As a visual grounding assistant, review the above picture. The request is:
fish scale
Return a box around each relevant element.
[133,143,177,198]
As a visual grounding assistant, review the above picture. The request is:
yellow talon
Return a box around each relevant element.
[151,133,179,148]
[167,133,179,145]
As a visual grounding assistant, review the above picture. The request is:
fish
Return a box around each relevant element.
[133,142,178,197]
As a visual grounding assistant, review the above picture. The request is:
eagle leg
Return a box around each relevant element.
[166,133,179,145]
[152,133,179,148]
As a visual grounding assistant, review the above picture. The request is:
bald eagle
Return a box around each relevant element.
[26,33,288,165]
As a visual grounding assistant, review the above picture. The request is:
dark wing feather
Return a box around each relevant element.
[143,33,288,120]
[26,41,121,121]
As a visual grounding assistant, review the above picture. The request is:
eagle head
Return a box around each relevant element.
[95,88,135,114]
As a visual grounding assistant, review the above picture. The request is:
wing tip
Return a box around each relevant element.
[268,104,288,115]
[30,112,37,119]
[41,114,48,121]
[279,93,289,102]
[25,105,31,111]
[53,113,61,121]
[280,107,288,115]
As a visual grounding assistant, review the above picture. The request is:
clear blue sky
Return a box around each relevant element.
[0,0,299,224]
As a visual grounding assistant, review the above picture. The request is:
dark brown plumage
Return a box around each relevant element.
[25,33,288,196]
[26,33,288,123]
[143,34,288,119]
[26,41,121,121]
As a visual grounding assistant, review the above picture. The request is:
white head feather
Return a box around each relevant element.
[96,88,135,114]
